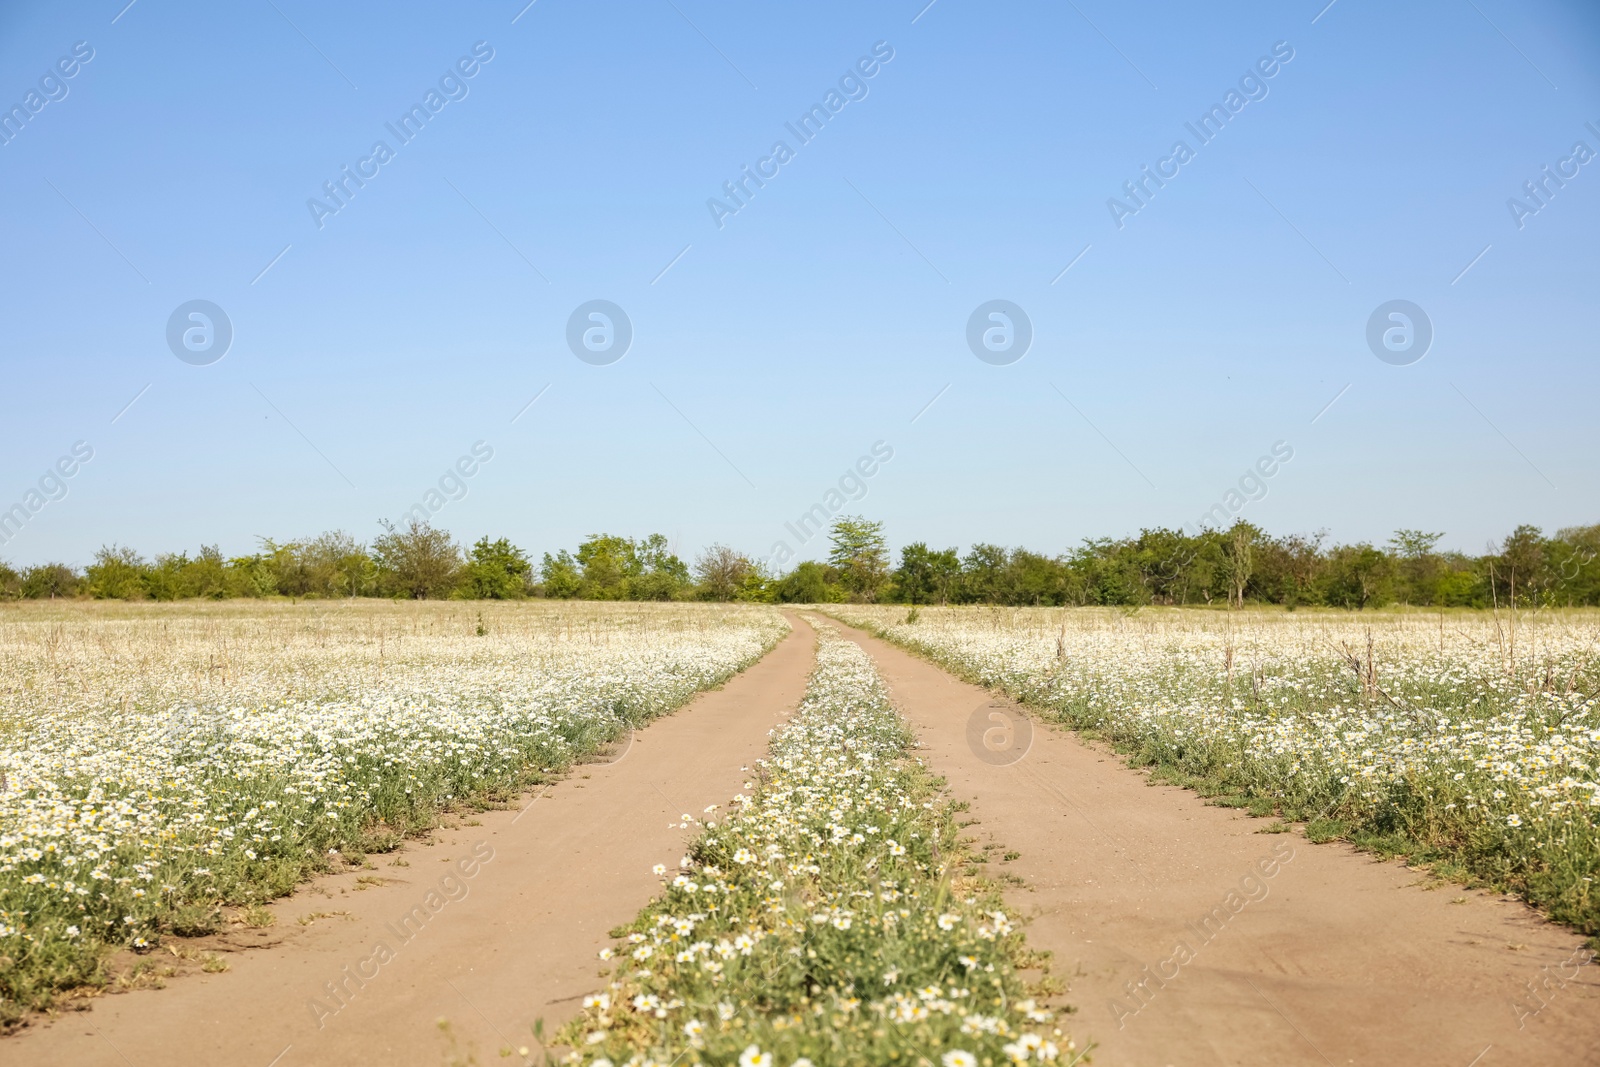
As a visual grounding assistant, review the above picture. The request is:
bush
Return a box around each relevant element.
[372,521,461,599]
[21,563,81,599]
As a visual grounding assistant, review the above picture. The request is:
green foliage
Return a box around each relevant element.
[692,543,746,601]
[624,533,692,601]
[460,537,531,599]
[732,563,777,603]
[546,532,693,601]
[865,521,1600,609]
[573,534,635,600]
[962,542,1013,603]
[85,545,147,599]
[1323,543,1395,609]
[892,541,962,605]
[72,535,378,602]
[139,547,230,600]
[10,519,1600,607]
[774,560,845,603]
[372,521,462,599]
[20,562,80,599]
[1223,521,1258,608]
[693,544,776,603]
[826,514,890,601]
[289,531,377,597]
[538,549,582,598]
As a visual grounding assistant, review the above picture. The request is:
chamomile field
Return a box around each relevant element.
[5,601,1600,1067]
[824,605,1600,935]
[0,600,787,1025]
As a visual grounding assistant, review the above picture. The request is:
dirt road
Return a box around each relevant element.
[9,617,815,1067]
[828,619,1600,1067]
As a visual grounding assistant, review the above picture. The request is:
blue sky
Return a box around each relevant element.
[2,0,1597,568]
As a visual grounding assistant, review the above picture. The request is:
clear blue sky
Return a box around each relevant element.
[2,0,1597,568]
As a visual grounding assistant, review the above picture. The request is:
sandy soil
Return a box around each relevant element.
[827,619,1600,1067]
[7,616,815,1067]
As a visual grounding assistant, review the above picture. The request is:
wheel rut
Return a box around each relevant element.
[829,619,1600,1067]
[9,617,817,1067]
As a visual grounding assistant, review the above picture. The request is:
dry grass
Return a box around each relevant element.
[0,598,783,732]
[0,598,787,1025]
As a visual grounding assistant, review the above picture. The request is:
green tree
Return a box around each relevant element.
[1072,539,1143,606]
[1133,527,1201,605]
[1323,543,1394,609]
[373,521,462,599]
[1223,521,1258,608]
[1388,529,1443,605]
[300,531,374,597]
[732,561,776,603]
[462,536,531,599]
[255,538,308,596]
[694,544,752,602]
[891,543,961,605]
[1550,524,1600,606]
[960,544,1010,604]
[568,533,691,600]
[139,545,231,600]
[539,550,582,598]
[144,553,193,601]
[86,545,148,599]
[827,516,889,601]
[1008,549,1071,606]
[928,547,963,605]
[628,533,691,601]
[21,563,80,599]
[1491,524,1551,607]
[1277,532,1328,607]
[575,534,632,599]
[222,552,277,598]
[775,560,844,603]
[194,545,231,598]
[1434,560,1485,607]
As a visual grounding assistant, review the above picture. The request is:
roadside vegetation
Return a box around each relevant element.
[825,605,1600,938]
[558,622,1080,1067]
[0,602,786,1026]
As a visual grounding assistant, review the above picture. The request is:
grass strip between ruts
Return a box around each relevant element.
[556,621,1083,1067]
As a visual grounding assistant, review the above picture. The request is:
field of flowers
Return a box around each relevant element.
[559,621,1081,1067]
[0,600,788,1024]
[823,606,1600,935]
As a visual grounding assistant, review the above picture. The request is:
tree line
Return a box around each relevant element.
[2,517,1597,608]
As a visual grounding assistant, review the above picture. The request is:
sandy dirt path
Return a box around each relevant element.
[9,616,815,1067]
[827,619,1600,1067]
